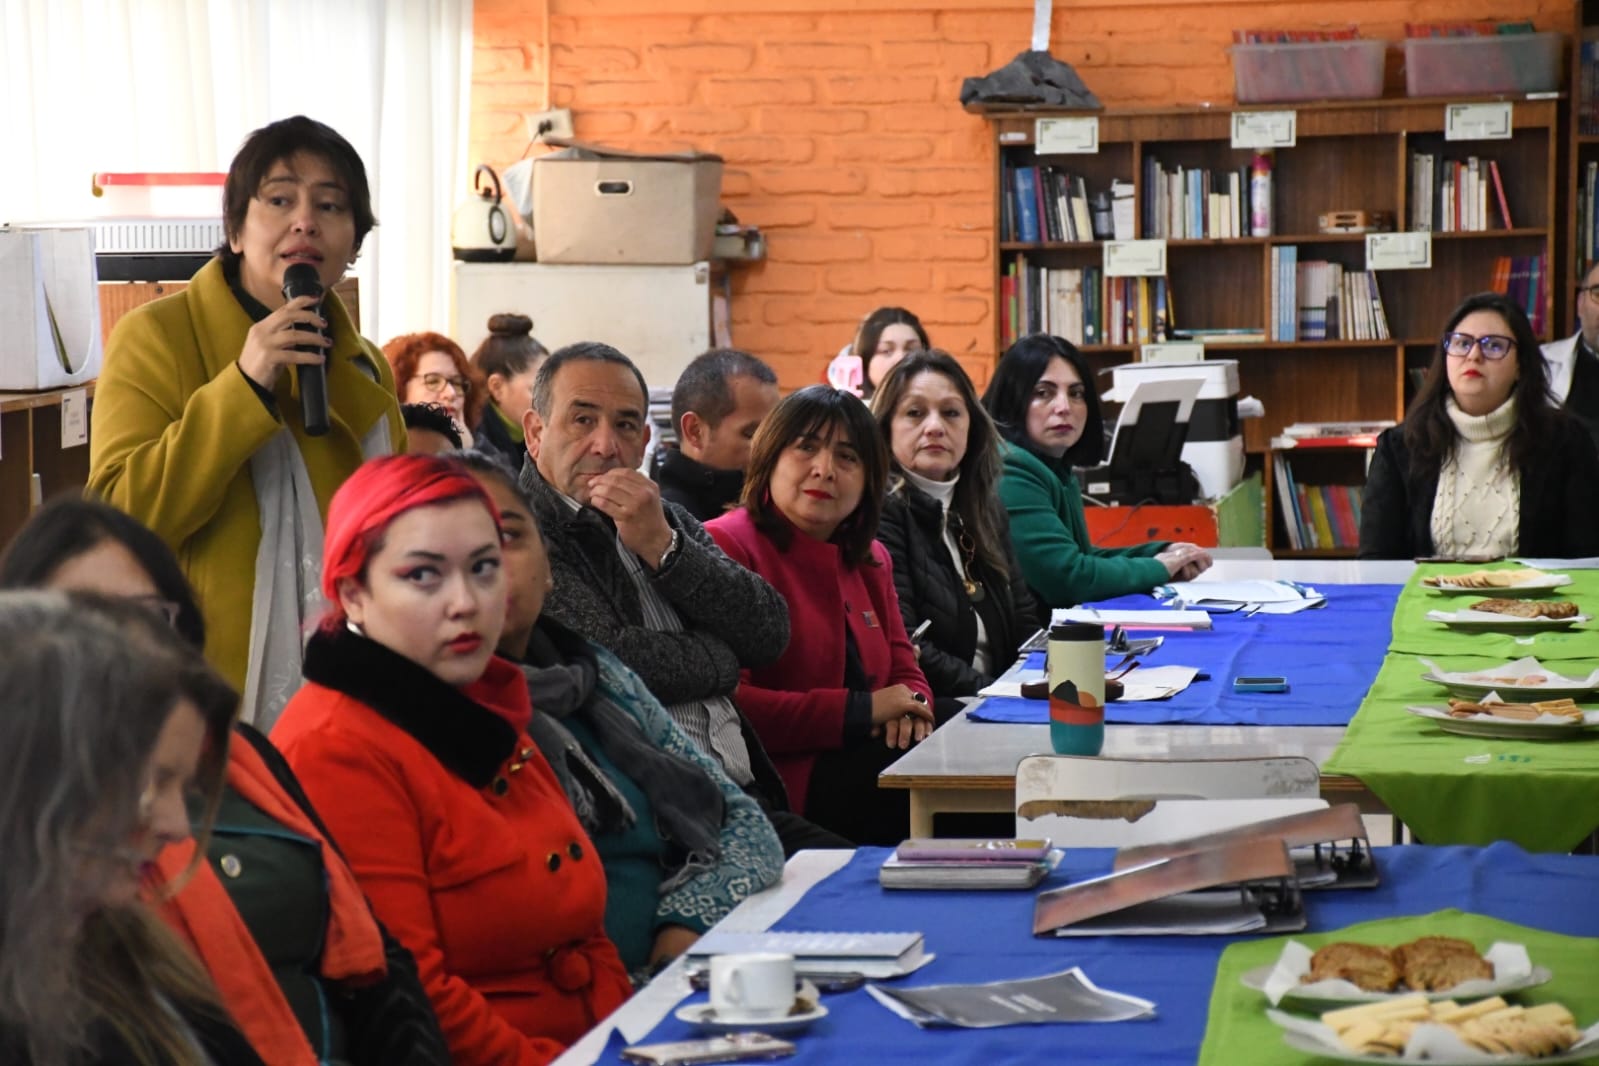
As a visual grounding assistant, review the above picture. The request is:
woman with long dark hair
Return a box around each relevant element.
[983,334,1211,606]
[871,351,1041,698]
[705,386,935,845]
[1359,292,1599,558]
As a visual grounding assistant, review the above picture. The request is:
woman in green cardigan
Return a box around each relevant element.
[981,334,1212,606]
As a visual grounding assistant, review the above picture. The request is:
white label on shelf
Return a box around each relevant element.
[1231,110,1297,149]
[1366,232,1432,271]
[1140,342,1206,364]
[60,390,88,449]
[1444,102,1512,141]
[1104,239,1167,277]
[1000,130,1028,143]
[1035,116,1100,155]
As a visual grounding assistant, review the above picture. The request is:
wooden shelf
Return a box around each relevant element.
[0,383,97,550]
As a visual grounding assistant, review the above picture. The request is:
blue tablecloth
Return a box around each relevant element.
[600,844,1599,1065]
[967,584,1401,727]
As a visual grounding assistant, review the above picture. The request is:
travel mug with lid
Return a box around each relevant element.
[1048,621,1105,755]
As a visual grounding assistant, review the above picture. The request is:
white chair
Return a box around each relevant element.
[1014,754,1327,848]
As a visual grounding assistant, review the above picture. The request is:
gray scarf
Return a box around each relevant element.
[520,620,724,893]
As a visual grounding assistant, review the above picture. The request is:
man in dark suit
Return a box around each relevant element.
[651,349,780,522]
[1541,262,1599,450]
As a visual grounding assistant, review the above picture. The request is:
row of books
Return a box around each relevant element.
[1002,164,1099,244]
[1140,158,1259,241]
[1404,21,1535,37]
[1488,254,1547,337]
[1581,37,1599,136]
[1576,161,1599,270]
[1232,26,1358,43]
[1269,249,1391,343]
[998,257,1175,348]
[1273,461,1364,551]
[1408,154,1514,232]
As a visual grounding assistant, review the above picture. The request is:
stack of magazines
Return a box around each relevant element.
[879,838,1061,891]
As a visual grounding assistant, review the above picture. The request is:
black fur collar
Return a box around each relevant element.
[302,626,517,788]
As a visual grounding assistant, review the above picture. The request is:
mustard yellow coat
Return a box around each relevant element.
[89,258,405,691]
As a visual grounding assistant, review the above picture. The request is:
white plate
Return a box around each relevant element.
[1424,574,1573,596]
[1419,673,1599,704]
[674,989,828,1036]
[1241,962,1555,1009]
[1280,1028,1598,1065]
[1406,705,1599,740]
[1427,608,1589,631]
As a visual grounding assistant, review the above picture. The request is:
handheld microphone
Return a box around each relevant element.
[281,263,330,437]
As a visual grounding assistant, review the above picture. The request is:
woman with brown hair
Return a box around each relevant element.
[871,351,1041,699]
[469,313,549,469]
[705,385,935,845]
[383,332,486,449]
[0,590,247,1065]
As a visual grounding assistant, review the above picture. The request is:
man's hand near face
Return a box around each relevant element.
[587,467,676,569]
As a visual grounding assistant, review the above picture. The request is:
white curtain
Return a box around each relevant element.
[0,0,472,346]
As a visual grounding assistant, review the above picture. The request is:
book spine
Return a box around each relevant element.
[1014,167,1041,244]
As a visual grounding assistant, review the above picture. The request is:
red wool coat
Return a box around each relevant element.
[271,630,631,1066]
[704,508,931,811]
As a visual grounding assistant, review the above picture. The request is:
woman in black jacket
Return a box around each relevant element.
[1359,291,1599,560]
[872,351,1042,699]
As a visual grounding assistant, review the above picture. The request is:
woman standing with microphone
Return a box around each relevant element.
[90,115,405,728]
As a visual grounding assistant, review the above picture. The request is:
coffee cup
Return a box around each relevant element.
[708,952,796,1021]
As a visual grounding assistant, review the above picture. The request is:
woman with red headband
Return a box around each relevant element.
[271,454,631,1066]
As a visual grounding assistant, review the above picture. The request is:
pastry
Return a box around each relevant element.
[1424,569,1547,589]
[1469,599,1579,619]
[1305,942,1400,992]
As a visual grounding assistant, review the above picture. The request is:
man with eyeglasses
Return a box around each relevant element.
[1540,265,1599,448]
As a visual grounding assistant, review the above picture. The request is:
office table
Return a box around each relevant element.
[560,843,1599,1066]
[882,559,1414,836]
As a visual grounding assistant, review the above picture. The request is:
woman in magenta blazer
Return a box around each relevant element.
[705,385,934,845]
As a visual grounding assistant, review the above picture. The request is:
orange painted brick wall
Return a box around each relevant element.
[471,0,1570,390]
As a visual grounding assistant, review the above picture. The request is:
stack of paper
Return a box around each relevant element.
[1052,607,1213,629]
[1156,580,1325,615]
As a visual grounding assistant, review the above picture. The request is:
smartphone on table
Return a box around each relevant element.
[1233,676,1290,693]
[621,1033,797,1065]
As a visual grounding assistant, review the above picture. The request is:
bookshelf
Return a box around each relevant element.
[976,98,1561,459]
[1569,0,1599,328]
[1265,439,1378,556]
[0,385,94,549]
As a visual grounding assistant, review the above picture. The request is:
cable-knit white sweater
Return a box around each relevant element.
[1431,396,1520,557]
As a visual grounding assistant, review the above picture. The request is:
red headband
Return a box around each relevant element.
[320,454,501,628]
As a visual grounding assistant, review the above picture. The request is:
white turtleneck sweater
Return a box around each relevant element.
[903,468,995,677]
[1431,395,1520,557]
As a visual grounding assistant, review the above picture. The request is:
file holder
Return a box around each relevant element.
[1032,838,1304,937]
[1110,803,1377,890]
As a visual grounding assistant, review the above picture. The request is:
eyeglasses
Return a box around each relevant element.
[1577,284,1599,298]
[418,372,471,396]
[128,595,182,628]
[1442,332,1515,361]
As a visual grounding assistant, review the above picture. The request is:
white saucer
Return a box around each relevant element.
[674,992,828,1036]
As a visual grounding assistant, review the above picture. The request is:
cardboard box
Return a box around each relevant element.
[533,141,723,265]
[0,227,103,391]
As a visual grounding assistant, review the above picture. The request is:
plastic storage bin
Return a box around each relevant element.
[1231,39,1388,104]
[1402,32,1563,97]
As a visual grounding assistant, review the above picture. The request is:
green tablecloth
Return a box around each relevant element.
[1199,911,1599,1066]
[1389,565,1599,661]
[1322,648,1599,851]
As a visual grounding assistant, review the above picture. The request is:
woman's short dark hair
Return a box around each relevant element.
[1403,291,1556,474]
[983,333,1106,466]
[218,115,376,270]
[740,385,888,568]
[0,497,206,649]
[471,313,550,382]
[853,307,930,397]
[871,350,1010,578]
